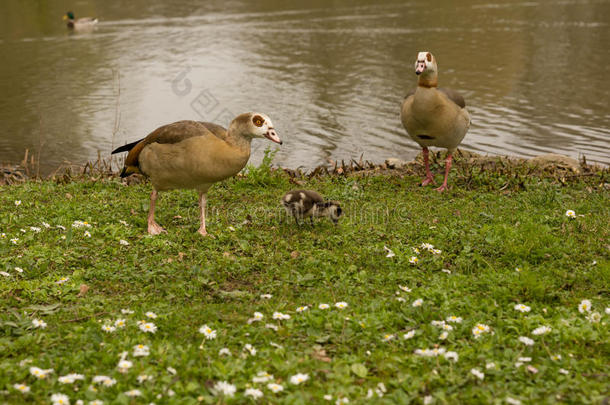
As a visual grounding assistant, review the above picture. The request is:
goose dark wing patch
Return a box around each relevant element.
[438,88,466,109]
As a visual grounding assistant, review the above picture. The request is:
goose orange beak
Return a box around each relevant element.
[265,128,282,145]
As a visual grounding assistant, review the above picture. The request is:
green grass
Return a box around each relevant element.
[0,164,608,404]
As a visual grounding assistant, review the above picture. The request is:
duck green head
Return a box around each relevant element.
[64,11,75,20]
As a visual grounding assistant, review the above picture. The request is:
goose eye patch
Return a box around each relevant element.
[253,115,264,127]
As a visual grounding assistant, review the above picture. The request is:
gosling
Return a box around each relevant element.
[282,190,343,226]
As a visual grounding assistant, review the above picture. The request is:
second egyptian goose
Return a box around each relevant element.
[400,52,470,192]
[111,113,282,236]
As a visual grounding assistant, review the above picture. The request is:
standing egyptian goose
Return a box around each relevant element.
[400,52,470,191]
[111,113,282,236]
[63,11,98,30]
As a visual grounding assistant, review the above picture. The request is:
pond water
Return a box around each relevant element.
[1,0,609,175]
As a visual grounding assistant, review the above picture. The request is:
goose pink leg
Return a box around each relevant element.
[435,154,453,192]
[421,147,435,186]
[197,191,208,236]
[147,189,166,235]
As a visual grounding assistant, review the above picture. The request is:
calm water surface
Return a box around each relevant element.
[1,0,609,174]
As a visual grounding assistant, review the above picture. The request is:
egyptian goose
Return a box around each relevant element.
[400,52,470,191]
[111,113,282,236]
[282,190,343,226]
[63,12,98,30]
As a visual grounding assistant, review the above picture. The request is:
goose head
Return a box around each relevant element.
[414,51,437,77]
[236,112,282,145]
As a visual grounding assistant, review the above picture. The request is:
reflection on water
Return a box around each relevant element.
[0,0,608,174]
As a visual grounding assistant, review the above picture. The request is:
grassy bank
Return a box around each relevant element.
[0,158,609,404]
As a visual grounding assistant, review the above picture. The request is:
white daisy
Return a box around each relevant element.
[444,351,458,362]
[245,388,263,399]
[260,294,272,299]
[470,368,484,380]
[319,303,330,310]
[219,348,231,356]
[272,312,291,320]
[101,325,116,333]
[56,277,69,285]
[586,312,601,323]
[58,374,84,384]
[137,375,151,383]
[398,285,412,293]
[244,343,257,356]
[124,389,141,397]
[506,397,522,405]
[532,326,551,335]
[199,325,217,339]
[296,305,309,313]
[421,243,434,251]
[382,333,395,342]
[14,200,21,206]
[145,311,157,319]
[117,360,132,373]
[518,336,534,346]
[213,381,236,397]
[439,331,449,340]
[0,271,10,277]
[84,231,91,238]
[412,298,423,307]
[335,302,348,309]
[403,330,416,339]
[409,256,419,264]
[114,319,126,328]
[559,368,569,375]
[51,393,70,405]
[565,210,576,218]
[30,366,53,379]
[289,373,309,385]
[267,383,284,393]
[119,240,129,246]
[472,323,490,338]
[30,226,41,232]
[10,238,18,244]
[121,309,134,314]
[167,367,177,375]
[486,362,496,369]
[93,376,116,387]
[133,344,150,357]
[514,304,531,313]
[253,371,274,383]
[32,319,47,329]
[265,323,279,331]
[13,383,30,393]
[383,246,395,258]
[139,322,157,333]
[431,249,442,255]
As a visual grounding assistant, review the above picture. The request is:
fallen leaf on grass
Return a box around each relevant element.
[77,284,89,297]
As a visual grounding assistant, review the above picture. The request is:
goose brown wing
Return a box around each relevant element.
[438,88,466,109]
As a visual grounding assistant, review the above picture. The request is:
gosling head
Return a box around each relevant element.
[315,201,343,225]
